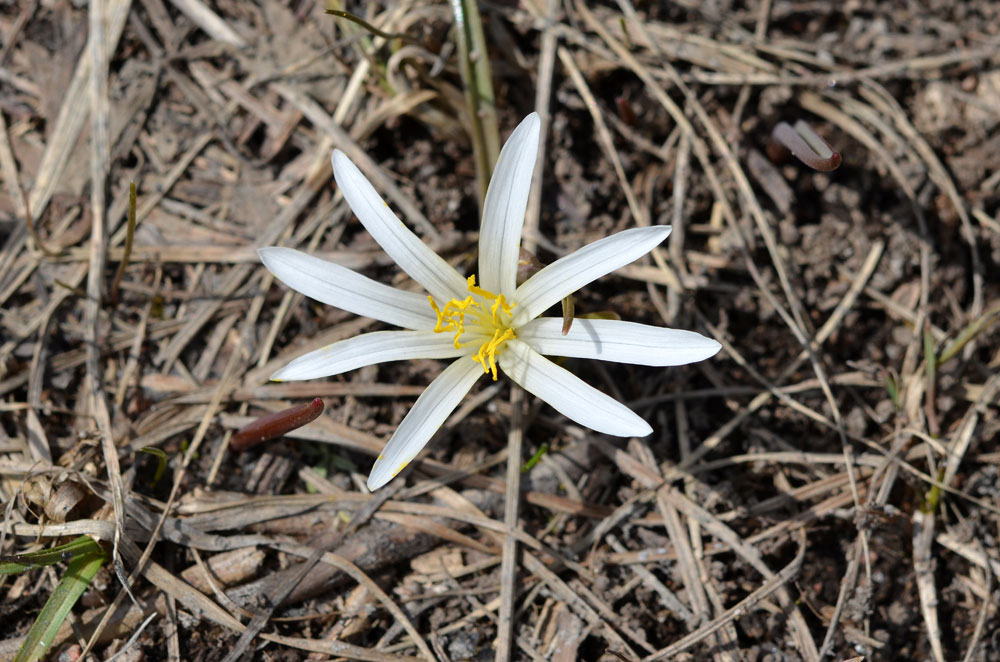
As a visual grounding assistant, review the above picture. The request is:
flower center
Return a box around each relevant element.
[429,275,516,380]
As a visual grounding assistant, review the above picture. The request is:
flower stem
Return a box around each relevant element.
[451,0,499,209]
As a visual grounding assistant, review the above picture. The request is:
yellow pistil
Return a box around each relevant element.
[429,275,516,380]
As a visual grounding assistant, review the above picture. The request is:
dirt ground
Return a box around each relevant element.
[1,1,999,661]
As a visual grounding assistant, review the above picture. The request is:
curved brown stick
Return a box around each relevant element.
[771,120,842,172]
[231,398,324,452]
[23,188,59,257]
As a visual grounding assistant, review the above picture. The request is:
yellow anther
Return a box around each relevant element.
[467,274,496,300]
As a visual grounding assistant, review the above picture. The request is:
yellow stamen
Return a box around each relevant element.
[467,274,495,300]
[429,275,517,381]
[490,294,514,325]
[473,327,515,380]
[429,294,475,348]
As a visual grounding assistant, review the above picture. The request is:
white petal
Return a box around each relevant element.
[478,113,540,298]
[518,318,721,366]
[498,340,651,437]
[332,150,468,304]
[272,330,463,381]
[512,226,672,326]
[260,247,436,330]
[367,356,482,491]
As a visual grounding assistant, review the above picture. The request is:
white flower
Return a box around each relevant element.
[259,113,721,491]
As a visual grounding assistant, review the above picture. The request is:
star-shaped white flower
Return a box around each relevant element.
[260,113,721,491]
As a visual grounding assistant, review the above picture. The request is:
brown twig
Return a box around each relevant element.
[22,189,60,258]
[108,181,136,304]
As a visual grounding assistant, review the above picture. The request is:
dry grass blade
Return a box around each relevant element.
[522,552,643,659]
[496,386,524,662]
[595,438,820,661]
[0,112,32,257]
[913,509,944,662]
[167,0,245,46]
[154,135,331,368]
[960,541,994,662]
[86,0,131,605]
[286,544,438,662]
[270,82,441,240]
[557,45,682,292]
[858,83,984,317]
[521,0,559,251]
[644,530,807,661]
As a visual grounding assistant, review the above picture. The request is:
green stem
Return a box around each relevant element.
[451,0,499,210]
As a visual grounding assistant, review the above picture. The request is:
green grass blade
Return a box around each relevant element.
[923,324,936,387]
[450,0,499,209]
[937,304,1000,365]
[137,446,168,488]
[14,550,107,662]
[324,9,416,43]
[521,443,549,473]
[0,536,103,575]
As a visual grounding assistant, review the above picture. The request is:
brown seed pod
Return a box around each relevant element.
[770,120,842,171]
[231,398,325,452]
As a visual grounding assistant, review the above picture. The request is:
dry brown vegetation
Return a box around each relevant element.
[1,1,999,661]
